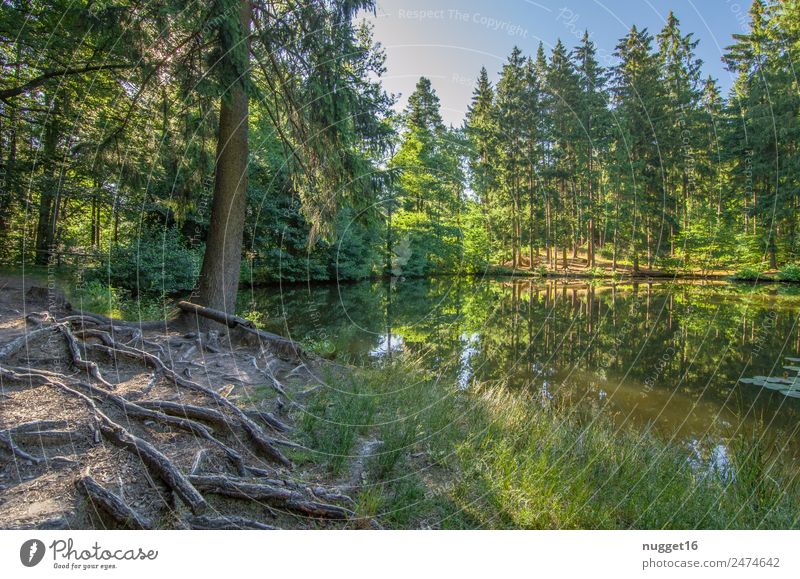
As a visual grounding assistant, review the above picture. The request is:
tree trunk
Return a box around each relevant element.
[545,191,552,267]
[35,94,60,266]
[196,0,251,316]
[528,173,534,268]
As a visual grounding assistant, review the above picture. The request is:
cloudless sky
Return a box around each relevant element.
[362,0,750,126]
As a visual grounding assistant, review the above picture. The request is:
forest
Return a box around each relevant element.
[2,0,800,310]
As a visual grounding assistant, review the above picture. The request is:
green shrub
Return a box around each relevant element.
[778,263,800,282]
[72,281,122,317]
[89,227,202,296]
[732,267,768,281]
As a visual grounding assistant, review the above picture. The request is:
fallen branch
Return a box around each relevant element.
[177,301,258,330]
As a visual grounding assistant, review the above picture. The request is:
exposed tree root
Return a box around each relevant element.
[187,475,352,519]
[7,419,70,433]
[0,366,208,516]
[56,324,115,389]
[184,515,278,530]
[7,430,82,445]
[0,325,60,359]
[0,304,363,530]
[98,426,208,515]
[78,475,153,530]
[0,430,43,464]
[69,376,247,475]
[245,409,293,433]
[78,331,291,467]
[135,400,230,429]
[63,310,172,332]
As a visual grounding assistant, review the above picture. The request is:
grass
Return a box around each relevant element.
[294,357,800,529]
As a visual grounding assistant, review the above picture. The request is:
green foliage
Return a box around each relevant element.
[733,267,769,281]
[387,77,466,277]
[239,308,267,328]
[778,263,800,282]
[72,281,123,317]
[461,202,491,273]
[5,0,800,285]
[389,210,462,277]
[246,191,381,283]
[88,227,202,296]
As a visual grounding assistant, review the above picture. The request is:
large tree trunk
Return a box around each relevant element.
[0,49,21,237]
[196,0,251,316]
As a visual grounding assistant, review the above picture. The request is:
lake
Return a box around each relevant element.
[243,277,800,469]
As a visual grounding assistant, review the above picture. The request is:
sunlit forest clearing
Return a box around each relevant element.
[2,0,800,530]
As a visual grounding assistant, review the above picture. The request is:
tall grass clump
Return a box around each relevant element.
[293,357,800,529]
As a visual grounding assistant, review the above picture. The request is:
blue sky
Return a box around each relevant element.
[362,0,750,125]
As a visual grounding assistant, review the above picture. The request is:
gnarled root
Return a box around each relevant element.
[184,515,278,530]
[187,475,352,519]
[78,475,153,530]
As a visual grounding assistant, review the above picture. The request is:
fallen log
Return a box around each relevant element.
[177,301,257,330]
[177,301,304,360]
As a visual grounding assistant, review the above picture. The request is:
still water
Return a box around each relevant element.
[244,278,800,466]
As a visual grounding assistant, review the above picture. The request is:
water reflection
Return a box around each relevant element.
[244,277,800,465]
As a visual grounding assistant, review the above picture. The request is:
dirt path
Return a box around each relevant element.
[0,276,364,530]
